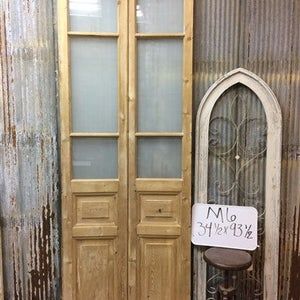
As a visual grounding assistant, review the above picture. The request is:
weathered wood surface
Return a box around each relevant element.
[0,0,59,299]
[193,0,300,299]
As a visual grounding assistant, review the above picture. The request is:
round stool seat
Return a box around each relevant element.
[203,247,252,271]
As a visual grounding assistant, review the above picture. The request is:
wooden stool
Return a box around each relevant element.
[203,247,252,300]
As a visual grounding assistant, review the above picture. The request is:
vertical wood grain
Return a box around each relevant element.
[181,0,194,298]
[117,1,129,298]
[128,1,137,298]
[57,0,73,298]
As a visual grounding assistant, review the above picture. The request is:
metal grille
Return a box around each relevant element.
[206,84,266,299]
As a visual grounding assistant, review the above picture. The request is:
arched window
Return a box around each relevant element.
[194,68,282,299]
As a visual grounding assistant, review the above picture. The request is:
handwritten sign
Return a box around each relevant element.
[191,203,258,250]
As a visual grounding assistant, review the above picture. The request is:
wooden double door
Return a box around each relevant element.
[58,1,193,299]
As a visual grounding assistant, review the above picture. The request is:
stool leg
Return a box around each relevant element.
[219,270,237,300]
[232,275,237,300]
[219,270,230,300]
[224,270,229,289]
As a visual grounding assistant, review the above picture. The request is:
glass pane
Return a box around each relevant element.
[69,0,117,32]
[72,138,117,179]
[206,84,267,299]
[71,38,118,132]
[136,0,183,33]
[138,138,181,178]
[138,40,182,132]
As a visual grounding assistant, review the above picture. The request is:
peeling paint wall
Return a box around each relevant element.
[193,0,300,298]
[0,0,60,299]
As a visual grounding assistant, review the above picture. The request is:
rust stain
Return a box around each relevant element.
[12,239,23,300]
[288,207,300,299]
[1,0,60,298]
[0,12,9,137]
[10,201,56,299]
[10,125,16,148]
[1,12,17,151]
[28,200,55,300]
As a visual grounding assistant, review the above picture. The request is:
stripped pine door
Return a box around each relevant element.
[128,0,193,299]
[58,1,193,299]
[58,0,128,298]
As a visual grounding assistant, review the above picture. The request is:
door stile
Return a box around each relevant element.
[117,0,129,298]
[181,0,194,297]
[58,0,73,297]
[128,0,137,298]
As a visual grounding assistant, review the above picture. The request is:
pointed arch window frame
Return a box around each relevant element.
[194,68,282,299]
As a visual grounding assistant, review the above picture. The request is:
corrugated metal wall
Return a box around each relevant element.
[0,0,60,299]
[0,0,299,299]
[193,0,300,298]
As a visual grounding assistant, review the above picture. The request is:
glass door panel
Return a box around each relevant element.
[72,138,118,179]
[137,39,183,132]
[69,0,118,32]
[136,0,183,33]
[71,37,118,133]
[137,137,182,178]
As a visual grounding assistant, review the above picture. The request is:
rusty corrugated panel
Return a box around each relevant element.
[193,0,300,298]
[0,0,60,299]
[0,230,3,299]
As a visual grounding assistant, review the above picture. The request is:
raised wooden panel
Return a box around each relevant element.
[140,240,177,300]
[140,193,179,223]
[72,225,118,239]
[75,194,116,224]
[81,200,109,219]
[76,240,114,300]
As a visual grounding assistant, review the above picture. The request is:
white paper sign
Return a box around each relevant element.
[191,203,258,250]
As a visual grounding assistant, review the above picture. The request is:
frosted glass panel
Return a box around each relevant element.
[138,138,182,178]
[136,0,183,33]
[138,40,183,132]
[72,138,117,179]
[71,38,118,132]
[69,0,117,32]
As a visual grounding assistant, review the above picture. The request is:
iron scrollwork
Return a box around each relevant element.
[206,88,267,299]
